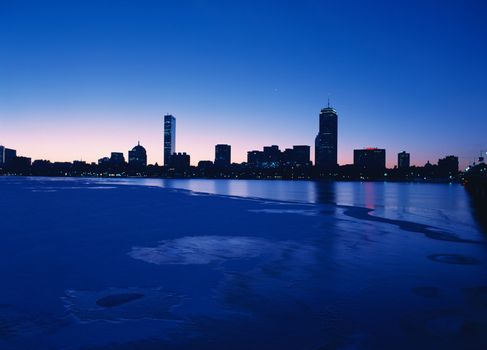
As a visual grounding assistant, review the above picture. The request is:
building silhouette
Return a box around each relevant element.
[198,160,213,169]
[128,142,147,167]
[282,146,311,167]
[10,156,31,174]
[247,145,311,169]
[291,145,311,166]
[164,114,176,166]
[262,146,281,167]
[215,144,231,168]
[315,103,338,170]
[98,157,110,165]
[169,152,190,171]
[247,145,281,169]
[0,146,17,167]
[247,150,262,168]
[354,148,386,177]
[110,152,125,165]
[438,155,459,177]
[398,151,410,169]
[197,160,214,177]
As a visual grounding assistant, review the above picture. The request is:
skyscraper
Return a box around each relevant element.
[215,144,231,167]
[315,103,338,169]
[398,151,410,169]
[164,114,176,166]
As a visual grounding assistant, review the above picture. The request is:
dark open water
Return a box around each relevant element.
[0,177,486,349]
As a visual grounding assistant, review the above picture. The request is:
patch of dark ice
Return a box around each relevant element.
[62,287,182,322]
[96,293,144,308]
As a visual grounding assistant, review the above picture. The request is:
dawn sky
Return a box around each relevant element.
[1,0,486,169]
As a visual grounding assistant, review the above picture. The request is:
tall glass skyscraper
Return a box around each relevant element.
[164,114,176,166]
[315,105,338,169]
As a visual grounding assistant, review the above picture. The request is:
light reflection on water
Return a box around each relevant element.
[86,178,483,235]
[85,177,468,206]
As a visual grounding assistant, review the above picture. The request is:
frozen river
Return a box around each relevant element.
[0,177,486,349]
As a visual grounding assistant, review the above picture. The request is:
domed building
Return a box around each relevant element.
[128,142,147,167]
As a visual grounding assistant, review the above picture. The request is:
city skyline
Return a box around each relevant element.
[1,1,486,169]
[0,105,469,172]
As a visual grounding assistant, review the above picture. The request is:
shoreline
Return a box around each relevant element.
[0,174,463,185]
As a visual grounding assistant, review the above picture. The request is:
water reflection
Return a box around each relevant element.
[76,177,487,235]
[311,181,336,205]
[155,179,317,203]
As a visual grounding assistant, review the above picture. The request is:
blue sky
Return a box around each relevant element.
[1,0,486,168]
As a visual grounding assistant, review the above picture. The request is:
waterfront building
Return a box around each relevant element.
[198,160,214,169]
[315,103,338,170]
[247,145,311,169]
[98,157,110,165]
[282,146,311,167]
[262,145,281,167]
[110,152,125,165]
[291,145,311,166]
[0,146,17,167]
[128,142,147,167]
[0,146,4,166]
[164,114,176,166]
[398,151,410,169]
[247,150,263,168]
[215,144,231,167]
[11,156,31,173]
[354,148,386,176]
[438,155,459,177]
[169,152,190,171]
[197,160,214,177]
[247,146,281,169]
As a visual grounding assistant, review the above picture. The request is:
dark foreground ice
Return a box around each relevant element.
[0,177,486,350]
